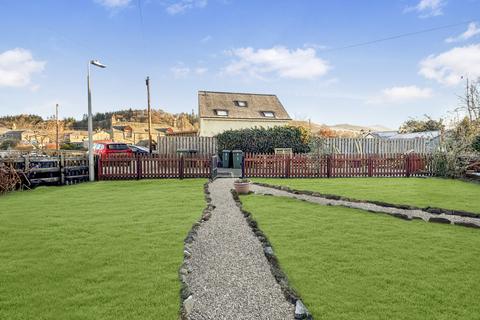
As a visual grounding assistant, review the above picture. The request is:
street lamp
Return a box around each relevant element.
[87,59,106,182]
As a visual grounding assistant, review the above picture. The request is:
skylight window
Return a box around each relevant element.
[261,111,275,118]
[215,109,228,116]
[234,100,248,107]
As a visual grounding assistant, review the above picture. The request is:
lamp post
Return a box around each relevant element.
[87,59,106,182]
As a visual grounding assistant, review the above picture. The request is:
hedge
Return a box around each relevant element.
[216,126,310,154]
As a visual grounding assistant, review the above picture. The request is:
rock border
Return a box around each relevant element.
[179,181,216,320]
[231,190,313,320]
[253,182,480,227]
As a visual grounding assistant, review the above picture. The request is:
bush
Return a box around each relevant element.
[472,135,480,153]
[216,126,311,154]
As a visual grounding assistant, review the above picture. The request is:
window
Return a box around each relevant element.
[234,100,248,107]
[261,111,275,118]
[107,143,129,150]
[215,109,228,116]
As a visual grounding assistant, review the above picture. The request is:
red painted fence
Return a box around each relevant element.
[244,153,432,178]
[97,154,212,180]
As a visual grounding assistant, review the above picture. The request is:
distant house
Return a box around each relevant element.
[65,131,88,143]
[198,91,292,137]
[365,130,398,139]
[3,129,35,141]
[366,130,441,140]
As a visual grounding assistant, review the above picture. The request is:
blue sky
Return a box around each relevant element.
[1,0,480,128]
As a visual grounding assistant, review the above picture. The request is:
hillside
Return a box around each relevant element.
[290,120,392,137]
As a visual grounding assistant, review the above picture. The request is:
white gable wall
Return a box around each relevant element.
[199,118,289,137]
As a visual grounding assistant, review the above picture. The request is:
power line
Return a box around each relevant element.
[322,19,477,53]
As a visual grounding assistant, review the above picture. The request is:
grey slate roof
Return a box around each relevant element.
[198,91,291,120]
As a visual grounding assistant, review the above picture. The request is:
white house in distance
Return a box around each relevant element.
[198,91,292,137]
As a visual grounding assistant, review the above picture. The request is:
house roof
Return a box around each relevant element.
[367,131,398,139]
[198,91,291,120]
[392,130,440,139]
[368,130,440,140]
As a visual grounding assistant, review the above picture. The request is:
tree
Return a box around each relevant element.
[399,115,445,133]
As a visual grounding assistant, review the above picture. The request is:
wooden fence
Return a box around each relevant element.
[244,153,432,178]
[157,136,217,155]
[0,154,89,185]
[311,137,439,154]
[97,154,212,180]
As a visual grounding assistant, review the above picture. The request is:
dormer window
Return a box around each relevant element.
[261,111,275,118]
[234,100,248,107]
[215,109,228,116]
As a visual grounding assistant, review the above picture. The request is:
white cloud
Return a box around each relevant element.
[195,67,208,75]
[367,86,433,104]
[170,65,190,79]
[223,46,330,80]
[95,0,131,8]
[166,0,207,15]
[200,35,212,43]
[405,0,446,18]
[445,22,480,43]
[419,44,480,85]
[0,48,46,88]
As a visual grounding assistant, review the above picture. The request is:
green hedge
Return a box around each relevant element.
[216,126,310,154]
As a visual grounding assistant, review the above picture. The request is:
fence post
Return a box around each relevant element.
[136,155,142,180]
[285,155,291,178]
[327,154,332,178]
[96,155,101,181]
[60,153,65,185]
[179,155,185,179]
[405,154,411,178]
[367,155,373,177]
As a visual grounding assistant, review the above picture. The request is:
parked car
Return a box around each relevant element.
[128,145,149,154]
[93,142,133,156]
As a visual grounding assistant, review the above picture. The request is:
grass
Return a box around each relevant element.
[241,194,480,320]
[0,179,206,320]
[255,178,480,213]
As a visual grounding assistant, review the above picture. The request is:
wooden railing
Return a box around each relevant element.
[244,153,432,178]
[97,154,212,180]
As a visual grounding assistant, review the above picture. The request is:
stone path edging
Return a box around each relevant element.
[252,182,480,229]
[179,179,295,319]
[231,190,313,320]
[179,182,214,319]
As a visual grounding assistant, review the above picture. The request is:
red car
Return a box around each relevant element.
[93,142,133,156]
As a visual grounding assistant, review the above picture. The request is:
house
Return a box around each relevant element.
[198,91,292,137]
[365,130,398,139]
[3,129,36,142]
[366,130,441,140]
[65,131,88,143]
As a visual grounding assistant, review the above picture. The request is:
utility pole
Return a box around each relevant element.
[55,103,59,151]
[146,76,152,154]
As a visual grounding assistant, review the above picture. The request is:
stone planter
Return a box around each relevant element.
[234,181,251,194]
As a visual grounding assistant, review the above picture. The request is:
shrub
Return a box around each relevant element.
[216,126,311,154]
[472,135,480,153]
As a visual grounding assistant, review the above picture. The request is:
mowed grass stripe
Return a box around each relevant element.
[255,178,480,213]
[0,179,206,320]
[241,194,480,320]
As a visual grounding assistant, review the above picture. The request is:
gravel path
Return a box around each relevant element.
[251,184,480,227]
[184,179,294,320]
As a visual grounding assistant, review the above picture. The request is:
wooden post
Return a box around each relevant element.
[285,155,291,178]
[60,153,65,185]
[367,155,373,177]
[327,154,332,178]
[179,155,185,179]
[136,155,142,180]
[406,154,411,178]
[146,77,152,154]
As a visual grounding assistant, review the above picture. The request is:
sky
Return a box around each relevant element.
[1,0,480,129]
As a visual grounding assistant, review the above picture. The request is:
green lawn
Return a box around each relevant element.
[241,194,480,320]
[0,180,206,320]
[255,178,480,213]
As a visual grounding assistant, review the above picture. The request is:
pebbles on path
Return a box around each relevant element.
[184,178,294,320]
